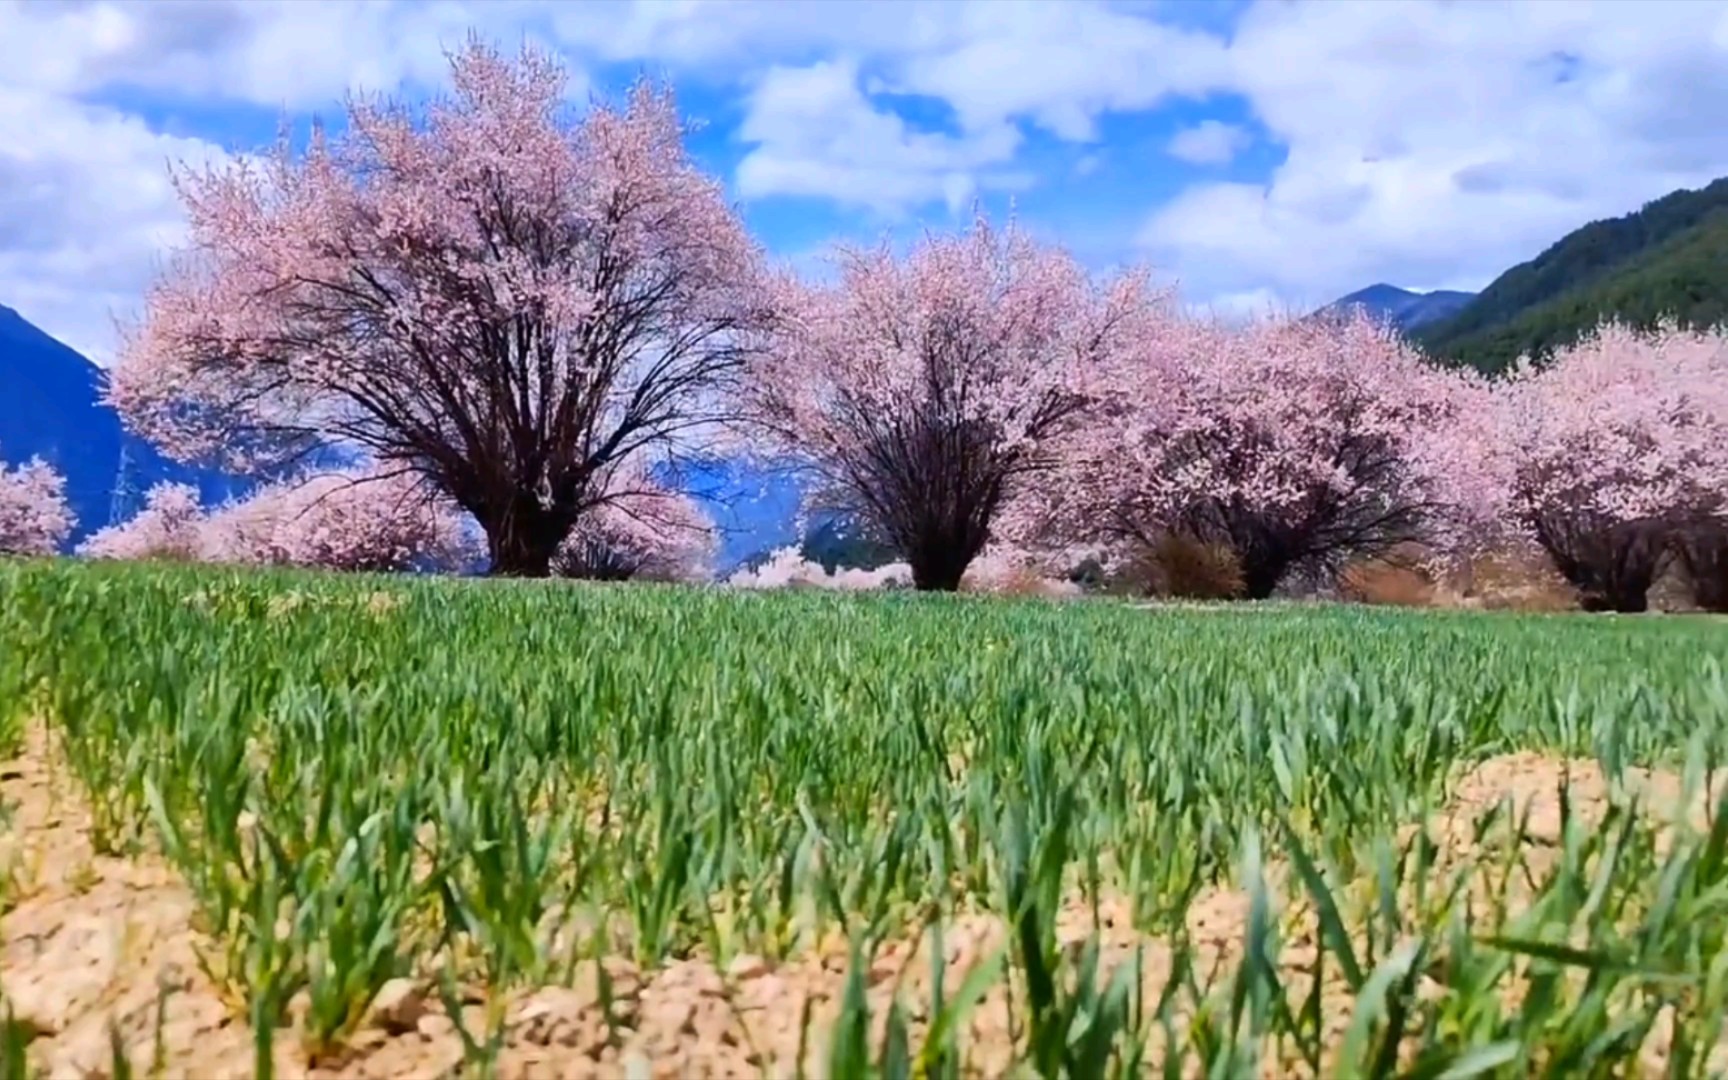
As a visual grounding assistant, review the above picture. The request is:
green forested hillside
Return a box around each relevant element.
[1415,178,1728,373]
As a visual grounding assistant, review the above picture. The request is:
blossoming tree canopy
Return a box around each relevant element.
[0,453,75,556]
[750,212,1166,592]
[203,467,475,573]
[1492,320,1728,612]
[1039,307,1474,599]
[107,38,770,578]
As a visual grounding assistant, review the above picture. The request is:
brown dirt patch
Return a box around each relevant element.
[1442,751,1716,854]
[4,738,1721,1078]
[0,726,297,1078]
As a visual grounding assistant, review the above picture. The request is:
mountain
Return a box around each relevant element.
[0,305,244,548]
[1320,284,1477,332]
[1413,177,1728,373]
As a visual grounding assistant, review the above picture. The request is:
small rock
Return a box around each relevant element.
[286,990,312,1030]
[416,1012,454,1040]
[367,978,426,1035]
[726,953,770,981]
[510,987,592,1048]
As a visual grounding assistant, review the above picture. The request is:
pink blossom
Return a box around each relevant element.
[82,469,475,573]
[107,37,768,577]
[1468,320,1728,611]
[746,210,1168,591]
[79,483,206,562]
[0,453,76,556]
[204,467,476,573]
[1494,321,1728,529]
[1024,307,1477,598]
[959,544,1081,597]
[554,457,717,582]
[726,547,912,591]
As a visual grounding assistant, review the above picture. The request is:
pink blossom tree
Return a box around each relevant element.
[1029,308,1481,599]
[0,453,76,556]
[108,38,769,578]
[78,483,206,562]
[1490,321,1728,612]
[748,213,1162,592]
[203,466,476,573]
[551,457,716,582]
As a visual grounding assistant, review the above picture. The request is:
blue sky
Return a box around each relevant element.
[2,0,1726,362]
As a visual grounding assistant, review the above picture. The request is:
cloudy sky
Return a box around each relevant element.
[3,0,1727,363]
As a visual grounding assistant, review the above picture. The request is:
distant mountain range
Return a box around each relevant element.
[1410,177,1728,373]
[0,304,244,548]
[1319,284,1477,332]
[1320,176,1728,374]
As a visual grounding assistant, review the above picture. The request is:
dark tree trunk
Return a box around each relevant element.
[481,496,570,579]
[1676,522,1728,613]
[488,535,557,578]
[1199,512,1294,601]
[1535,514,1667,614]
[908,544,975,592]
[1240,557,1285,601]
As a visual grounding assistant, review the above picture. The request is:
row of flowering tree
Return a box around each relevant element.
[44,37,1721,608]
[71,457,715,581]
[78,468,473,572]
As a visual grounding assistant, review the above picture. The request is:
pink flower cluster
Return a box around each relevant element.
[0,452,76,556]
[745,212,1168,590]
[1490,320,1728,536]
[1009,306,1488,595]
[1440,321,1728,610]
[79,482,206,562]
[81,468,473,573]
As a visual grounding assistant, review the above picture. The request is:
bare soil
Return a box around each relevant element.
[1,731,1718,1079]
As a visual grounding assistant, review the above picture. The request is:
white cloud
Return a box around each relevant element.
[4,0,1728,359]
[0,0,547,109]
[0,84,232,363]
[1167,120,1252,166]
[1137,0,1728,307]
[539,1,1231,212]
[734,58,1028,215]
[885,2,1228,141]
[0,0,578,361]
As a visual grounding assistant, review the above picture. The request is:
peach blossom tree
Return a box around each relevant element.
[82,469,474,573]
[1026,308,1483,599]
[1489,322,1728,612]
[108,39,769,578]
[749,214,1163,591]
[0,453,76,556]
[202,467,475,573]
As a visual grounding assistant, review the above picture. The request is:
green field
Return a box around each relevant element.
[3,559,1728,1078]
